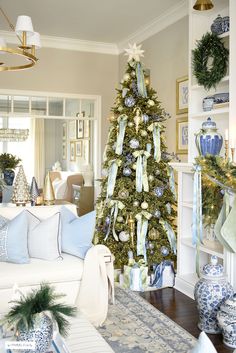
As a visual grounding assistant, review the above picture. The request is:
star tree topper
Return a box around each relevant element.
[124,43,145,62]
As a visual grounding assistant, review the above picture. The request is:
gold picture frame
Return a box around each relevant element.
[176,116,188,154]
[176,76,188,115]
[62,142,67,160]
[62,122,67,141]
[70,141,76,161]
[75,140,82,156]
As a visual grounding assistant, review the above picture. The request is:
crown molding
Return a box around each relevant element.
[0,1,187,56]
[117,0,188,53]
[0,30,119,55]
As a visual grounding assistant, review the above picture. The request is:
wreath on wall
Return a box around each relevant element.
[192,32,229,90]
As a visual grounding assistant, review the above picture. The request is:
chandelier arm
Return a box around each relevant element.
[0,47,37,72]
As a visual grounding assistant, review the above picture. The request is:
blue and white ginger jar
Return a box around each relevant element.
[217,293,236,348]
[195,117,223,156]
[17,312,53,353]
[194,255,234,334]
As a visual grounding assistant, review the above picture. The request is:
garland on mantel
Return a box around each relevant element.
[192,32,229,90]
[195,155,236,226]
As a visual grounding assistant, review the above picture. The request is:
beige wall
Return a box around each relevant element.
[0,48,119,156]
[119,17,189,162]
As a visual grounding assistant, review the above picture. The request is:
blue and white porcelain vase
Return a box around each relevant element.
[194,255,234,334]
[17,312,53,353]
[211,14,224,35]
[195,117,223,156]
[217,293,236,348]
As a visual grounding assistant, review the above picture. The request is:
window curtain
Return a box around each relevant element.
[31,118,45,188]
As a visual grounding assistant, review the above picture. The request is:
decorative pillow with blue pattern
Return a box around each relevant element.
[0,212,29,264]
[60,206,96,259]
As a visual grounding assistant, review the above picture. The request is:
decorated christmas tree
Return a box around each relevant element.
[94,44,177,268]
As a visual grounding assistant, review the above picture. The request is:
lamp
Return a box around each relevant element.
[0,7,41,71]
[193,0,214,11]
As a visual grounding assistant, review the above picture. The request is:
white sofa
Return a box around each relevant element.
[0,203,84,314]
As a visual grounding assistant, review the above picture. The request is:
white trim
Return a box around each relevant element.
[117,0,188,53]
[0,30,118,55]
[0,1,188,55]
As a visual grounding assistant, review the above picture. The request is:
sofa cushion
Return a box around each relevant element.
[0,253,84,290]
[0,212,29,264]
[26,211,61,261]
[61,207,96,259]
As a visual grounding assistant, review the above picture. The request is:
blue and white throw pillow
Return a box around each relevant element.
[189,331,217,353]
[25,211,61,261]
[0,212,29,264]
[60,206,96,259]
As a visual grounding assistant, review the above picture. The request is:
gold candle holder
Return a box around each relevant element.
[128,214,135,248]
[225,140,229,160]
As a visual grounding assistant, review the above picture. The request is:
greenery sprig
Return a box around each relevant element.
[192,32,229,90]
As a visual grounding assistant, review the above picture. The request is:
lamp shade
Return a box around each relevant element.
[193,0,214,11]
[27,32,41,48]
[15,15,34,36]
[0,37,7,47]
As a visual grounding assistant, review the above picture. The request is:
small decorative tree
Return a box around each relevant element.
[11,165,30,206]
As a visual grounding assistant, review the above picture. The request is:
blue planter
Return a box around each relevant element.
[195,117,223,156]
[3,169,15,186]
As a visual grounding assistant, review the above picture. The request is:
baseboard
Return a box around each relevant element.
[174,276,195,299]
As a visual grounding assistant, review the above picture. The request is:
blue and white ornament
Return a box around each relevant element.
[126,153,135,164]
[153,210,161,218]
[142,114,149,123]
[154,186,164,197]
[129,139,139,149]
[105,216,110,225]
[161,246,169,257]
[124,96,136,108]
[123,167,132,176]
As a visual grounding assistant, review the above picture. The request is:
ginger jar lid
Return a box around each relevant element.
[202,117,217,130]
[202,255,225,278]
[220,293,236,316]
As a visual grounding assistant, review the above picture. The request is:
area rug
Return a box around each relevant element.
[98,286,196,353]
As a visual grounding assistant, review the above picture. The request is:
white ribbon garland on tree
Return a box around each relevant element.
[103,126,114,162]
[115,115,128,155]
[133,150,150,193]
[148,122,162,162]
[136,62,147,98]
[106,159,122,198]
[105,200,125,241]
[135,210,152,261]
[168,165,177,200]
[159,219,177,255]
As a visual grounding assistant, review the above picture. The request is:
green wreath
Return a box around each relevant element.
[192,32,229,90]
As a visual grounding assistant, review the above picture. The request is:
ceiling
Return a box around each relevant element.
[0,0,185,45]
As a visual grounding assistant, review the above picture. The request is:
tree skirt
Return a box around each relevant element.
[98,286,196,353]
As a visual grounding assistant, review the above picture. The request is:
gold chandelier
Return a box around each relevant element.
[193,0,214,11]
[0,7,41,72]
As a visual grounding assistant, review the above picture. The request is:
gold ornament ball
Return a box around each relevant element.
[131,70,136,77]
[148,99,155,106]
[128,122,134,127]
[141,201,148,210]
[118,106,123,112]
[140,130,148,137]
[118,188,129,199]
[123,73,130,81]
[119,231,130,242]
[109,115,116,122]
[148,228,159,240]
[132,164,137,170]
[117,216,124,223]
[133,200,139,207]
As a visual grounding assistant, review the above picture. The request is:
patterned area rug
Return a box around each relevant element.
[98,286,196,353]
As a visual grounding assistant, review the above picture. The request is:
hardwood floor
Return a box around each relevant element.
[140,288,234,353]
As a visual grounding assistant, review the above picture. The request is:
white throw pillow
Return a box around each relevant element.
[26,211,61,261]
[189,332,217,353]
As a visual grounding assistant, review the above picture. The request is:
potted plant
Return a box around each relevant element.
[0,153,21,185]
[3,283,77,353]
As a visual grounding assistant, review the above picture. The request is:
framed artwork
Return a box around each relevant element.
[62,142,67,160]
[77,120,84,139]
[70,141,76,161]
[83,140,90,163]
[84,120,90,138]
[68,120,77,140]
[75,141,82,156]
[62,123,67,141]
[176,116,188,154]
[176,76,188,114]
